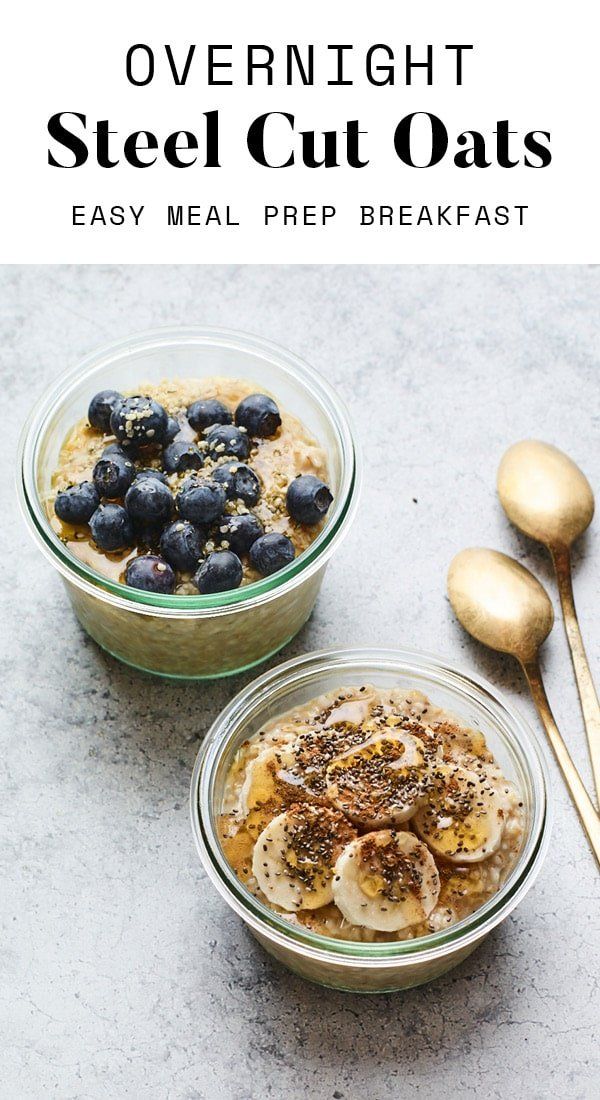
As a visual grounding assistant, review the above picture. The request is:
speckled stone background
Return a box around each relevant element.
[2,266,600,1099]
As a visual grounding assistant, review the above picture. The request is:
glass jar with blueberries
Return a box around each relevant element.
[18,327,360,678]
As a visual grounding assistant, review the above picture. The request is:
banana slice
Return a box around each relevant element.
[413,764,505,863]
[239,746,303,840]
[252,803,357,911]
[438,864,488,910]
[241,721,370,815]
[332,830,440,932]
[323,697,373,728]
[284,724,371,797]
[325,730,432,828]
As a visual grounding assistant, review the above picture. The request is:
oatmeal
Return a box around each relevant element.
[219,686,525,942]
[49,377,332,595]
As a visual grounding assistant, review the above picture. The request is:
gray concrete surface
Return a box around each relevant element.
[2,265,599,1099]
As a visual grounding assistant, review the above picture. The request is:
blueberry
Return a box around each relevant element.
[125,555,175,594]
[187,398,232,432]
[162,439,204,474]
[205,424,250,461]
[249,532,295,576]
[89,503,134,551]
[92,452,136,499]
[131,527,161,551]
[212,462,260,505]
[124,479,174,528]
[216,512,263,556]
[132,467,168,485]
[102,442,128,459]
[286,475,333,526]
[235,393,281,438]
[194,550,243,594]
[159,520,206,572]
[54,481,99,525]
[110,395,168,446]
[164,416,183,444]
[88,389,123,433]
[177,479,226,525]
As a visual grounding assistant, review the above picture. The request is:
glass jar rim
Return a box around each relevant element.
[17,325,360,616]
[191,646,552,965]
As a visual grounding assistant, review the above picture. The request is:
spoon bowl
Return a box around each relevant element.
[447,546,600,867]
[498,439,600,801]
[498,440,594,550]
[447,548,553,664]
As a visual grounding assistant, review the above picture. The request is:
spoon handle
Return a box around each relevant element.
[522,659,600,867]
[552,547,600,805]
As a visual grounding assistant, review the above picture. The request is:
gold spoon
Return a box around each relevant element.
[498,440,600,802]
[447,547,600,866]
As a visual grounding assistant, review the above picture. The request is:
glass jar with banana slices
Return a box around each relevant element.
[192,649,550,992]
[219,684,525,941]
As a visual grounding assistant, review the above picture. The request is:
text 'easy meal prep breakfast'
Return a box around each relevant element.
[50,378,333,595]
[219,685,524,942]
